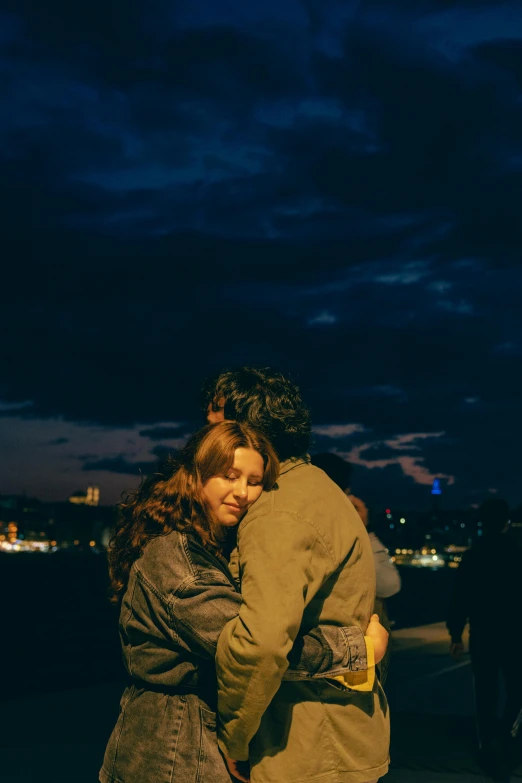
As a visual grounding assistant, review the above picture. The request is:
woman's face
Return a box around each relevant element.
[203,447,264,529]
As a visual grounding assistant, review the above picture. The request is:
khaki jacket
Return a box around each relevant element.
[216,459,390,783]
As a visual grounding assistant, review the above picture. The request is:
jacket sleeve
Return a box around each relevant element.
[229,548,368,678]
[171,567,369,677]
[285,624,367,677]
[446,553,471,643]
[171,571,243,659]
[372,536,402,599]
[216,510,336,760]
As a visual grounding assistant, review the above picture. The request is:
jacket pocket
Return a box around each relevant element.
[171,694,231,783]
[199,703,217,730]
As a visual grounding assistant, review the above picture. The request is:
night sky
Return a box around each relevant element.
[1,0,521,509]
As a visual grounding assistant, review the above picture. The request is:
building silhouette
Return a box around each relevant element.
[68,486,100,507]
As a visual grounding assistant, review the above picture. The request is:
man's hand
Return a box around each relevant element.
[367,613,388,664]
[223,755,250,782]
[449,641,464,660]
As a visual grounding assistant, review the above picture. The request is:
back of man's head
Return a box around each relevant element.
[201,367,311,462]
[310,453,353,492]
[479,497,510,536]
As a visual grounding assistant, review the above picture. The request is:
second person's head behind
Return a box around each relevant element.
[201,366,312,462]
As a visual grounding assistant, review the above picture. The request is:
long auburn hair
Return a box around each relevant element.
[108,420,279,603]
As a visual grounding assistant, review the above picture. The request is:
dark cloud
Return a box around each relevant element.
[150,444,177,460]
[473,38,522,87]
[139,426,184,441]
[82,456,157,475]
[1,0,521,506]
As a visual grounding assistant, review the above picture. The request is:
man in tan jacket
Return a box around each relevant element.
[203,367,390,783]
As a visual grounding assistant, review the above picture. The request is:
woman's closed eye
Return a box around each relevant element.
[225,473,261,486]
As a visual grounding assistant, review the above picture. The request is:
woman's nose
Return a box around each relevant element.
[233,481,248,500]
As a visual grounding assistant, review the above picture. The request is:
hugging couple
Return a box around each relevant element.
[100,367,390,783]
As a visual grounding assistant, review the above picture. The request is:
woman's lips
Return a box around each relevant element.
[224,503,242,512]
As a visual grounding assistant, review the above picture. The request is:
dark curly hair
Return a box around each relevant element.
[201,367,312,461]
[108,420,279,603]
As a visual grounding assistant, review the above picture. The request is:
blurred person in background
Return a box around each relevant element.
[311,453,401,684]
[447,497,522,782]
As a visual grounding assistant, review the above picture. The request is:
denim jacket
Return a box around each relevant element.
[100,527,368,783]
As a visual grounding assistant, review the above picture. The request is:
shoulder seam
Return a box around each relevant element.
[134,564,170,606]
[181,533,201,578]
[241,509,336,566]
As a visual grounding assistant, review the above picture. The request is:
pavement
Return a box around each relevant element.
[0,622,520,783]
[385,623,521,782]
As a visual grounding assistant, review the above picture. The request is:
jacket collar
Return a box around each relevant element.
[279,456,310,475]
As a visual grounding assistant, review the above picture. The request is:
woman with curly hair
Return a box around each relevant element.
[100,421,277,783]
[100,420,379,783]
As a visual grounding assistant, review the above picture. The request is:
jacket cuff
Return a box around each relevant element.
[330,637,375,692]
[283,625,367,680]
[340,626,368,671]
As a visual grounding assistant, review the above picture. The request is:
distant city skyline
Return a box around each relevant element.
[0,411,506,508]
